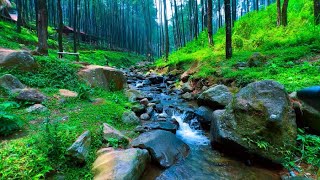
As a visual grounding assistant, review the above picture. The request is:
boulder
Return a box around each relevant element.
[12,88,47,103]
[78,65,127,91]
[26,104,47,113]
[131,104,146,115]
[194,106,213,127]
[125,89,145,102]
[197,85,232,110]
[181,82,193,93]
[0,49,38,71]
[135,122,178,133]
[181,92,194,101]
[210,80,297,163]
[131,130,189,168]
[66,131,91,163]
[103,123,130,144]
[0,74,26,92]
[122,111,140,125]
[92,148,150,180]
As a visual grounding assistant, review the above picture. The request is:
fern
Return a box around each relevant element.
[0,102,24,136]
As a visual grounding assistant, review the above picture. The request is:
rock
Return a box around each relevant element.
[148,75,164,84]
[155,104,163,113]
[131,130,189,168]
[0,49,38,71]
[181,82,193,93]
[92,148,150,180]
[0,74,26,92]
[140,98,149,106]
[198,85,232,110]
[12,88,47,103]
[103,123,130,144]
[248,52,267,67]
[66,131,91,163]
[140,113,150,121]
[131,104,146,115]
[181,92,194,101]
[125,89,145,102]
[26,104,47,113]
[297,86,320,111]
[180,71,190,83]
[135,122,178,133]
[122,111,140,125]
[194,106,213,127]
[210,80,297,163]
[59,89,78,98]
[92,98,106,105]
[78,65,127,91]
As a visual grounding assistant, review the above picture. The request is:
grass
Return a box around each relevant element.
[0,19,142,179]
[157,0,320,92]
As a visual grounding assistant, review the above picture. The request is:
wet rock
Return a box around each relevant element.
[131,130,189,168]
[122,111,141,125]
[195,106,213,128]
[92,148,150,180]
[143,79,152,86]
[140,98,149,106]
[131,104,146,115]
[12,88,47,103]
[135,122,178,133]
[181,92,194,101]
[78,65,127,91]
[198,85,232,110]
[59,89,78,98]
[148,75,164,84]
[180,71,190,83]
[155,104,163,113]
[26,104,47,113]
[146,106,154,115]
[125,89,145,102]
[140,113,151,121]
[181,82,193,93]
[0,74,26,92]
[103,123,130,144]
[0,49,38,71]
[210,80,297,163]
[67,131,91,163]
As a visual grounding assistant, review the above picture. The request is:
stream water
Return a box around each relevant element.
[126,69,281,180]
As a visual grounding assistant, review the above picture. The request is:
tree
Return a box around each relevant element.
[36,0,48,55]
[281,0,289,26]
[57,0,63,58]
[314,0,320,25]
[73,0,78,55]
[276,0,281,26]
[208,0,213,45]
[232,0,237,27]
[225,0,232,59]
[163,0,169,60]
[16,0,22,33]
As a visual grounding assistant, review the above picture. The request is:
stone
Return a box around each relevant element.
[140,113,150,121]
[66,131,91,163]
[135,122,178,133]
[92,148,150,180]
[148,75,164,84]
[0,49,38,71]
[122,111,140,125]
[140,98,149,106]
[194,106,213,127]
[12,88,47,103]
[125,89,145,102]
[210,80,297,163]
[26,104,47,113]
[131,130,189,168]
[78,65,127,91]
[182,92,193,101]
[248,52,267,67]
[180,71,190,83]
[59,89,78,98]
[131,104,146,115]
[181,82,193,93]
[103,123,130,144]
[197,85,232,110]
[0,74,26,92]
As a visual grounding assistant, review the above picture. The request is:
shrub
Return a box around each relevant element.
[0,102,24,136]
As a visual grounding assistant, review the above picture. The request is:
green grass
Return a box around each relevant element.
[157,0,320,92]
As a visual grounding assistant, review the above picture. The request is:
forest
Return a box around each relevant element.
[0,0,319,179]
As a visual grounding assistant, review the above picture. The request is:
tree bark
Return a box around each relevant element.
[57,0,63,58]
[232,0,237,27]
[163,0,169,61]
[17,0,22,33]
[225,0,232,59]
[36,0,48,55]
[276,0,281,26]
[281,0,289,26]
[208,0,213,45]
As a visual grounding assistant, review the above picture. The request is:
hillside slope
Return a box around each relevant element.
[157,0,320,92]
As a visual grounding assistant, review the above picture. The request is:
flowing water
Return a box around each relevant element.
[126,70,281,180]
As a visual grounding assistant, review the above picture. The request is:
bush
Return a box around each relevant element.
[0,102,24,136]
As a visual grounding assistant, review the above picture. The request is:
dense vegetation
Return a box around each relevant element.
[157,0,320,92]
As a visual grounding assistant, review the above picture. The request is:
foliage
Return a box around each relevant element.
[0,101,24,136]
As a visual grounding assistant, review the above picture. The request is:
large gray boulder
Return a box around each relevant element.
[122,111,140,125]
[66,131,91,163]
[131,130,189,168]
[0,49,38,71]
[210,80,297,163]
[194,106,214,128]
[12,88,47,103]
[78,65,127,91]
[197,85,232,110]
[92,148,150,180]
[0,74,26,92]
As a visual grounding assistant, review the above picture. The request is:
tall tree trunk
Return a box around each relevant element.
[232,0,236,27]
[73,0,78,55]
[276,0,281,26]
[246,0,250,13]
[218,0,222,28]
[58,0,63,58]
[225,0,232,59]
[315,0,320,25]
[36,0,48,55]
[281,0,289,26]
[255,0,259,11]
[17,0,22,33]
[163,0,169,61]
[208,0,213,45]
